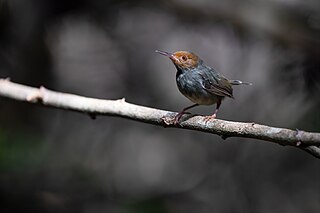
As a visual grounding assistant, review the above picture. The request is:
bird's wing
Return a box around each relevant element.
[199,71,234,98]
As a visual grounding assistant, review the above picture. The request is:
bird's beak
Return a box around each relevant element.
[155,50,172,56]
[155,50,178,63]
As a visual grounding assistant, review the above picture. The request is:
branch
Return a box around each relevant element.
[1,78,320,158]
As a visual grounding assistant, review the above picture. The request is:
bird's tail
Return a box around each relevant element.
[229,80,252,86]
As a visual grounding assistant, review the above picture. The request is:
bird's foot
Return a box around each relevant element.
[173,111,192,124]
[162,116,176,125]
[203,113,217,123]
[162,111,190,125]
[173,112,184,124]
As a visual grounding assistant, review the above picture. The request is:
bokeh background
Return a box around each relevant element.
[0,0,319,212]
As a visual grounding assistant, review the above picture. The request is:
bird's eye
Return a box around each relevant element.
[181,56,187,61]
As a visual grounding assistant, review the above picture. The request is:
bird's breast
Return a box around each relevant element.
[176,72,220,105]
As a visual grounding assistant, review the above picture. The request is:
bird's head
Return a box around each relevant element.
[155,50,201,70]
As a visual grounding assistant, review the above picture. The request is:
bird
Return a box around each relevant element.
[155,50,251,123]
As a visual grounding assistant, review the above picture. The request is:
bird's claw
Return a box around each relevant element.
[173,111,192,124]
[162,116,176,125]
[203,114,217,123]
[162,111,190,125]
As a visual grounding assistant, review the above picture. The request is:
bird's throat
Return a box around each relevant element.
[175,67,183,79]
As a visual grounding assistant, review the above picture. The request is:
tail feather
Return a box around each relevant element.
[229,80,252,86]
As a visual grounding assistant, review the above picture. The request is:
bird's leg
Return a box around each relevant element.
[174,103,199,123]
[204,99,221,122]
[212,99,221,118]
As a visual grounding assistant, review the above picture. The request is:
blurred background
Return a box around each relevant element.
[0,0,319,212]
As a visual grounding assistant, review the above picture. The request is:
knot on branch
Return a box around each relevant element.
[26,86,46,103]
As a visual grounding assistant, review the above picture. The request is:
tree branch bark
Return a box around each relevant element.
[1,78,320,158]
